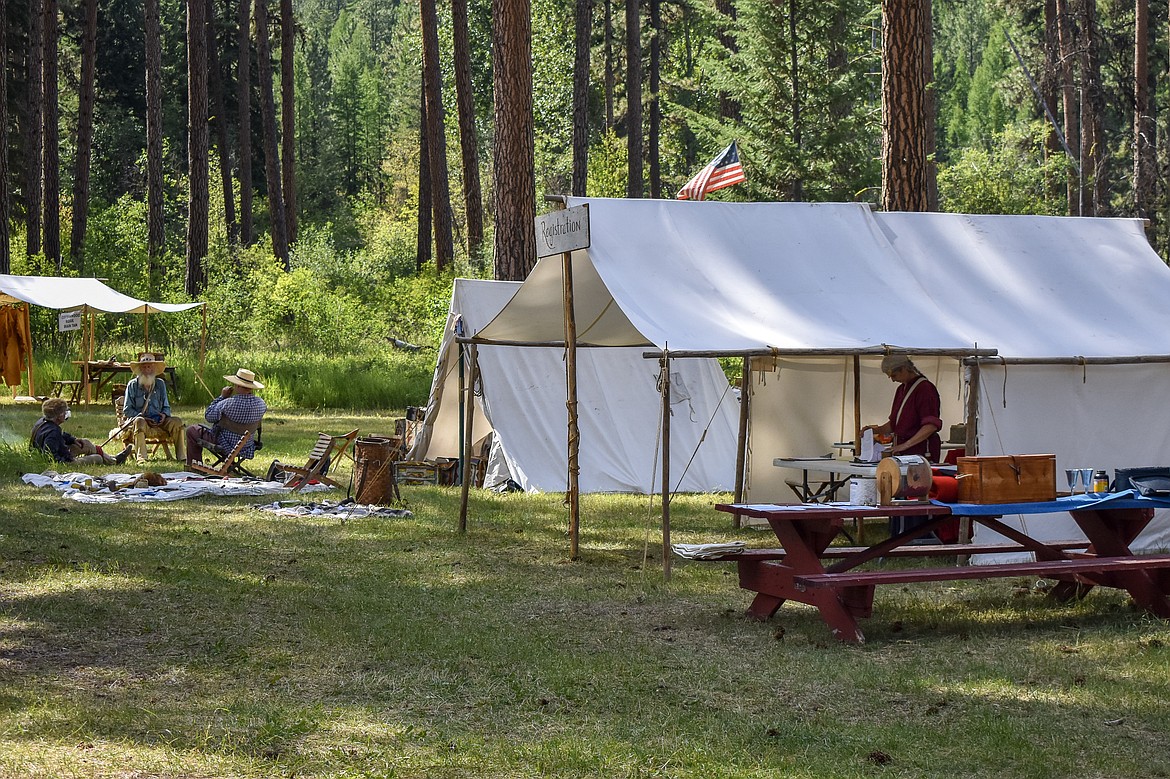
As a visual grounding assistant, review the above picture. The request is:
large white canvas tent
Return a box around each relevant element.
[473,197,1170,557]
[410,278,740,493]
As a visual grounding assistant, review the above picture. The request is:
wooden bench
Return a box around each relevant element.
[49,380,82,403]
[793,554,1170,590]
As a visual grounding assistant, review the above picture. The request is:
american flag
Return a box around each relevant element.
[676,141,746,201]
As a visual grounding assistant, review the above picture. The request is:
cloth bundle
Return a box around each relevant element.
[671,541,747,559]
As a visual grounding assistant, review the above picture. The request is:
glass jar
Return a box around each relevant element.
[1092,470,1109,493]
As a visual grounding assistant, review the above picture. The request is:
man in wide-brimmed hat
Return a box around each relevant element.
[185,368,267,468]
[121,352,186,465]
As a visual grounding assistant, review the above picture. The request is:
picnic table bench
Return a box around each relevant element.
[709,494,1170,643]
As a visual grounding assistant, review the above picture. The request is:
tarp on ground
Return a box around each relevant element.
[0,275,203,314]
[474,197,1170,556]
[409,278,740,493]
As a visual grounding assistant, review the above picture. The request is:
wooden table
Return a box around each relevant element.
[74,361,180,405]
[711,494,1170,643]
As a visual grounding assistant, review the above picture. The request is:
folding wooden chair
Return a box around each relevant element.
[190,429,256,478]
[281,429,360,492]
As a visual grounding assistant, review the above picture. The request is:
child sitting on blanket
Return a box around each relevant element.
[31,399,133,466]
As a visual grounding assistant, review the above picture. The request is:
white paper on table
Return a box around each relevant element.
[860,429,876,462]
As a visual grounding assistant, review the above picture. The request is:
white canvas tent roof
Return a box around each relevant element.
[410,278,740,493]
[0,274,203,314]
[475,197,1170,556]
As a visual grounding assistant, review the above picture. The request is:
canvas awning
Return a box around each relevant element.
[0,274,203,314]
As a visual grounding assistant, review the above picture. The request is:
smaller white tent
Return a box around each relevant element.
[409,278,740,493]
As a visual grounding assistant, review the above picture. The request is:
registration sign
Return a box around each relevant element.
[58,311,81,332]
[535,203,590,257]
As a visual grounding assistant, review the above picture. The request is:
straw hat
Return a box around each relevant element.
[880,354,916,376]
[130,352,166,371]
[224,367,264,389]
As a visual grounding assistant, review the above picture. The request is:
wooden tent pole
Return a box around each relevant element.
[459,344,477,533]
[562,249,581,561]
[660,352,671,582]
[199,304,208,372]
[23,303,35,397]
[853,355,862,457]
[144,310,150,352]
[84,308,94,405]
[732,356,750,527]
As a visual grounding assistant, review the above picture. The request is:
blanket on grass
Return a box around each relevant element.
[22,470,333,504]
[253,499,412,520]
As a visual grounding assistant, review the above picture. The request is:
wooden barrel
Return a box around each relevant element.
[875,455,932,505]
[354,436,399,505]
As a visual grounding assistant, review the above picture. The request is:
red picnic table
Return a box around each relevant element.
[711,494,1170,643]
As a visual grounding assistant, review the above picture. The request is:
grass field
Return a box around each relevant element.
[1,405,1169,777]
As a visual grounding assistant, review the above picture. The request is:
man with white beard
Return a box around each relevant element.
[121,353,186,466]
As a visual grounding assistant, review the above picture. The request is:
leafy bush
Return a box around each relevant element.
[938,121,1067,215]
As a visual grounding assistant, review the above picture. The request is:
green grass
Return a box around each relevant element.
[2,408,1170,777]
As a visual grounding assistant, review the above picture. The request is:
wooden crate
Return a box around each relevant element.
[956,454,1056,504]
[395,461,441,486]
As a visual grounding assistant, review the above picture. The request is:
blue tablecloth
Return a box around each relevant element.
[932,490,1170,516]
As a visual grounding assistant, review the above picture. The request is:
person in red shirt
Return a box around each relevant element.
[863,354,942,463]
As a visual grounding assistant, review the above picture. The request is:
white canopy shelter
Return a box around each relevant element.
[411,278,739,493]
[0,274,203,314]
[475,197,1170,559]
[0,274,206,399]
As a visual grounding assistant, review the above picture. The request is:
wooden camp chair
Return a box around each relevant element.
[111,385,174,460]
[281,429,360,492]
[189,429,256,478]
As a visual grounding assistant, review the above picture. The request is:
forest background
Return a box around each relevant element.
[0,0,1167,410]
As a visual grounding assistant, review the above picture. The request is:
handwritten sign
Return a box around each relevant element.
[58,311,81,332]
[535,203,590,257]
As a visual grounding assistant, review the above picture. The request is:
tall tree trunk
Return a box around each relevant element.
[604,0,613,130]
[571,0,591,196]
[187,0,210,295]
[1042,0,1062,203]
[69,0,97,271]
[789,0,802,200]
[238,0,254,246]
[420,0,454,270]
[714,0,740,121]
[0,0,11,275]
[280,0,296,244]
[625,0,642,197]
[1134,0,1154,218]
[255,0,289,267]
[921,0,936,210]
[492,0,535,280]
[452,0,485,257]
[1055,0,1080,215]
[417,77,432,273]
[25,0,43,260]
[145,0,164,291]
[1079,0,1106,215]
[880,0,930,212]
[648,0,660,198]
[42,0,60,270]
[208,0,238,246]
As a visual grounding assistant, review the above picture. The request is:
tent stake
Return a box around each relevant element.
[562,250,581,561]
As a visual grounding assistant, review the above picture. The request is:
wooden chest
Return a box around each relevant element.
[956,454,1057,504]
